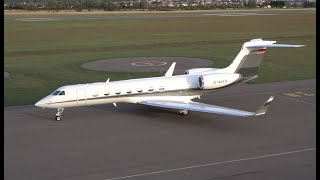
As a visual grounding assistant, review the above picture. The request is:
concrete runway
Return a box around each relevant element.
[4,9,315,22]
[5,13,276,22]
[4,79,316,180]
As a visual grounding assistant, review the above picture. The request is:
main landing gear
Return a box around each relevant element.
[179,110,189,116]
[55,108,64,121]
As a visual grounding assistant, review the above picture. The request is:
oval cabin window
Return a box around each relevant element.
[148,87,154,92]
[104,91,110,96]
[137,89,143,93]
[115,90,121,95]
[159,86,165,91]
[126,90,132,94]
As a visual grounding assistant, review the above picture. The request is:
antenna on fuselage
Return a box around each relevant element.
[164,62,176,77]
[106,78,110,83]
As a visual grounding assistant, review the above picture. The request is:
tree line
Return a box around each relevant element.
[3,0,316,11]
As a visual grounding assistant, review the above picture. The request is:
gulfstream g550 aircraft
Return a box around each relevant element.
[35,39,304,121]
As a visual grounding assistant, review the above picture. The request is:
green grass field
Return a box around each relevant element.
[4,12,316,106]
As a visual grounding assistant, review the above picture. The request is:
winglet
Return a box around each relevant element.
[164,62,176,77]
[254,96,274,116]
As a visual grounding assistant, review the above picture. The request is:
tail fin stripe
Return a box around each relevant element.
[257,49,266,54]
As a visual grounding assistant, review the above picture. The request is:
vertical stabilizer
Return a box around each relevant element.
[223,39,304,79]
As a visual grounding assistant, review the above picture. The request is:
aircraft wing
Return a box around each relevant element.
[139,96,274,117]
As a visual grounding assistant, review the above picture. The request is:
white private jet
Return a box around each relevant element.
[35,39,304,121]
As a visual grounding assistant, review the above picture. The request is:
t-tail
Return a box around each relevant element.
[222,39,304,80]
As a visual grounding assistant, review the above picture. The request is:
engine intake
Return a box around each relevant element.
[185,68,219,75]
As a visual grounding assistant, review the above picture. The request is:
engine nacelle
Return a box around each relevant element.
[185,68,219,75]
[198,73,242,89]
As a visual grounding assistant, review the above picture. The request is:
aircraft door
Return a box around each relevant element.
[76,89,86,105]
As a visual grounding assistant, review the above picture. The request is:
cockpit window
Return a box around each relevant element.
[52,91,61,95]
[58,91,65,95]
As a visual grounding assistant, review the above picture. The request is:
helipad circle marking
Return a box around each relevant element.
[131,61,167,66]
[81,57,214,73]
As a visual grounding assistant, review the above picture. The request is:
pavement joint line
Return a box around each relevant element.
[277,94,315,106]
[104,148,316,180]
[206,170,264,180]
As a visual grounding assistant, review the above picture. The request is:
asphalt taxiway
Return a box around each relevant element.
[4,79,316,180]
[81,57,213,73]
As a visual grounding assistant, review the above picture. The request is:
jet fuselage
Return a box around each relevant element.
[35,72,241,109]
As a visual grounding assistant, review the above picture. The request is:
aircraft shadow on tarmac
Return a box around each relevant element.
[23,98,268,132]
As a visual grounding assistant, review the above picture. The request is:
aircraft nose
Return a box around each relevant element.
[35,100,44,107]
[35,101,42,107]
[35,98,50,108]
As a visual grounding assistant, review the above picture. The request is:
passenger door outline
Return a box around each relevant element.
[76,89,86,105]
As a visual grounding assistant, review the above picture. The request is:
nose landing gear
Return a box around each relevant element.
[55,108,64,121]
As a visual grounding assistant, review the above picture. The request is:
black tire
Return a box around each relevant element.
[180,110,189,116]
[55,116,61,121]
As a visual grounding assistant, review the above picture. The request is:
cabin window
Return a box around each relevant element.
[104,91,110,96]
[126,89,132,94]
[52,91,61,95]
[148,87,154,92]
[92,92,98,97]
[115,90,121,95]
[58,91,65,95]
[137,89,143,93]
[159,86,165,91]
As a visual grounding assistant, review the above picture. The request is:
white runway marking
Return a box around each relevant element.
[131,61,167,66]
[15,18,61,22]
[213,88,315,101]
[278,94,315,106]
[202,13,275,16]
[105,148,315,180]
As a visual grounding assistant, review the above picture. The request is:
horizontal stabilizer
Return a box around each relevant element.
[243,38,304,49]
[246,44,304,48]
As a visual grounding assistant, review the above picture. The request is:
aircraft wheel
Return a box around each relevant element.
[180,110,189,116]
[55,116,62,121]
